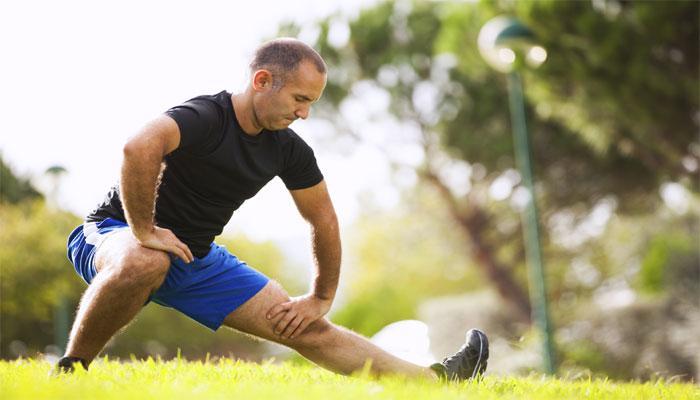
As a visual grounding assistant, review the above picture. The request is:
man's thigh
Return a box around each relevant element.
[93,229,163,273]
[222,280,288,340]
[221,281,331,346]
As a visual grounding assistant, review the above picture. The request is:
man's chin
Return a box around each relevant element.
[271,120,293,130]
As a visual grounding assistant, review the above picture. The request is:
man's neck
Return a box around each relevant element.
[231,92,263,136]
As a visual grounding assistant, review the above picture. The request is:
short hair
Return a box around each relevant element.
[250,38,326,88]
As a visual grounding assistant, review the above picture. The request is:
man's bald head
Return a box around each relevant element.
[250,38,326,88]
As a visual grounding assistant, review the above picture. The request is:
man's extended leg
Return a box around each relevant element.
[223,281,437,379]
[63,230,171,366]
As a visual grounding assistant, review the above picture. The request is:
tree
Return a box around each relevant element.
[279,0,698,323]
[0,200,83,357]
[0,154,42,204]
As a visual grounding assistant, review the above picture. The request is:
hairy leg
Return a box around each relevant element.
[223,281,436,379]
[64,230,170,364]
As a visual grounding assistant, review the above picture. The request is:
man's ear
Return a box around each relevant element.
[252,69,273,92]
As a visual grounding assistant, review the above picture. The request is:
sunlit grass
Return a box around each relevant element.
[1,358,697,400]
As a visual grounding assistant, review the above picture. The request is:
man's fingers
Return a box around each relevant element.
[184,245,194,263]
[267,302,291,320]
[165,232,192,263]
[289,318,308,339]
[175,241,193,263]
[269,309,287,326]
[275,311,296,335]
[140,228,194,263]
[275,312,295,335]
[174,237,194,263]
[167,244,189,262]
[282,316,303,339]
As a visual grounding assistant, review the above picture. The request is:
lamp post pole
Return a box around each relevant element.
[478,16,556,374]
[45,165,71,354]
[507,71,556,374]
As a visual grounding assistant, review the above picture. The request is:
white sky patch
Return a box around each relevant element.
[567,258,601,288]
[593,278,636,309]
[660,182,690,215]
[378,66,400,87]
[509,186,532,212]
[681,155,698,173]
[298,25,322,46]
[432,154,472,198]
[341,80,392,132]
[547,197,618,250]
[328,20,352,49]
[412,81,441,126]
[488,169,520,201]
[336,80,426,175]
[489,175,512,201]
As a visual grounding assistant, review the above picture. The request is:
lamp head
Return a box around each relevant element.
[478,16,547,73]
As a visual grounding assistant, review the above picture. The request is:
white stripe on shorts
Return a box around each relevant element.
[83,221,127,252]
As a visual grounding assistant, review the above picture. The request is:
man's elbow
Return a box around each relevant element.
[122,140,141,159]
[122,136,164,162]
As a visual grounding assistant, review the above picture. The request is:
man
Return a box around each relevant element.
[59,38,489,381]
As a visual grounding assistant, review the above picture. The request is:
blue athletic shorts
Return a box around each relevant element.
[66,218,270,331]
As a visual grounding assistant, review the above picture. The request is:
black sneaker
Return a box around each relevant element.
[430,329,489,381]
[51,356,88,375]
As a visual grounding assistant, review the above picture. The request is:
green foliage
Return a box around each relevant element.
[560,341,607,375]
[546,196,700,329]
[0,154,42,204]
[2,359,698,399]
[639,233,699,295]
[309,0,698,214]
[0,201,83,356]
[331,285,416,337]
[514,1,698,170]
[332,187,482,335]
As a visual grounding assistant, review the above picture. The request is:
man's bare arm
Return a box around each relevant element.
[266,180,341,338]
[294,180,341,301]
[120,115,193,263]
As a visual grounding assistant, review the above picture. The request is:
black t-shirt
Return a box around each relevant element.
[87,90,324,257]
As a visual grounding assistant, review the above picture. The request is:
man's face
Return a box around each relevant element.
[252,60,326,131]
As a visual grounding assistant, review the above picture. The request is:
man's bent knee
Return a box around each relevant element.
[95,233,171,290]
[223,280,338,350]
[117,250,170,289]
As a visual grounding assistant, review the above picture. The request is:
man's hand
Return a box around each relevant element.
[133,226,194,263]
[266,294,332,339]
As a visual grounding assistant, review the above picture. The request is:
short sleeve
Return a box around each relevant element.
[164,98,222,153]
[279,132,324,190]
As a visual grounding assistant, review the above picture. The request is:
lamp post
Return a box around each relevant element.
[478,16,556,374]
[45,165,70,354]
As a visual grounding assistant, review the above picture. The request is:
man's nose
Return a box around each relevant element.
[295,105,310,120]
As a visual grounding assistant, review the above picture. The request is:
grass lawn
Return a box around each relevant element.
[1,358,697,399]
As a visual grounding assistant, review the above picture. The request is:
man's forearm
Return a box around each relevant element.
[310,217,341,302]
[120,144,164,237]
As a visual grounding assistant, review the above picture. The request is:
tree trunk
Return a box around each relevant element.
[424,171,532,323]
